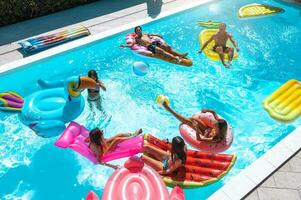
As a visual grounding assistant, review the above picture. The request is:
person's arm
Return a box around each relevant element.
[97,80,106,91]
[228,33,239,52]
[199,35,214,53]
[100,162,119,169]
[159,160,184,175]
[148,33,163,38]
[201,109,219,119]
[120,44,133,48]
[91,144,104,163]
[162,102,192,126]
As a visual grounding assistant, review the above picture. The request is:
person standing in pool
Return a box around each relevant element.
[87,70,106,111]
[199,23,239,68]
[120,26,188,64]
[162,101,228,143]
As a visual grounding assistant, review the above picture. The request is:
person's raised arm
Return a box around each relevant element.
[163,102,192,126]
[148,33,163,38]
[228,33,239,52]
[199,35,214,53]
[97,80,106,91]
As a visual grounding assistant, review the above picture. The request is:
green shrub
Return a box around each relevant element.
[0,0,98,26]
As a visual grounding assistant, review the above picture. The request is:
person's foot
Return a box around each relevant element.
[223,63,230,68]
[180,52,188,58]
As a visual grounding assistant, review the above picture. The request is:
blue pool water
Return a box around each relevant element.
[1,0,301,199]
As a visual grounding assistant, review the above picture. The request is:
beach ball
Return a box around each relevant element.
[156,95,169,106]
[133,61,149,76]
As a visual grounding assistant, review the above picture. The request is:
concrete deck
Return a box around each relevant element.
[246,149,301,200]
[1,0,301,200]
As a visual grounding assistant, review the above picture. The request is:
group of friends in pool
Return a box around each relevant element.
[120,23,239,67]
[86,33,230,172]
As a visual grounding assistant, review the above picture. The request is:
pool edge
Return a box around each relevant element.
[0,0,215,74]
[208,126,301,200]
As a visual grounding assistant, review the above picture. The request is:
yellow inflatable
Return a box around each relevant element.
[263,80,301,123]
[238,4,284,18]
[199,29,238,62]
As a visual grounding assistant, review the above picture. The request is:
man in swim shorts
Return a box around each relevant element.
[199,23,239,68]
[121,26,188,63]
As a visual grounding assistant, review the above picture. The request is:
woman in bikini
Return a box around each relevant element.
[162,101,228,142]
[86,128,143,168]
[141,136,187,175]
[87,70,106,111]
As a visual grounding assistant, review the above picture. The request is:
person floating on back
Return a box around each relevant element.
[120,26,188,64]
[199,23,239,68]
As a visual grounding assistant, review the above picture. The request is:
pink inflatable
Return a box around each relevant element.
[86,191,99,200]
[55,121,144,163]
[102,156,185,200]
[179,112,233,153]
[126,33,165,56]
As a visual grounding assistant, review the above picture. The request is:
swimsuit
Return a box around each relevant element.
[147,41,162,53]
[213,45,229,52]
[88,87,100,101]
[162,158,170,171]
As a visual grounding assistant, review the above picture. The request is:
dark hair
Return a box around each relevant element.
[134,26,142,34]
[89,128,104,146]
[217,119,228,139]
[171,136,186,164]
[88,70,98,81]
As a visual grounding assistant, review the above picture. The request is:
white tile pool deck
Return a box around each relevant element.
[0,0,301,199]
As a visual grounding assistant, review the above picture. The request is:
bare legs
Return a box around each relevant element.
[215,46,229,68]
[160,44,188,58]
[155,47,181,63]
[141,143,169,172]
[215,46,234,68]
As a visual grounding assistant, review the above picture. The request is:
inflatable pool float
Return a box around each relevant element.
[125,33,192,67]
[0,76,97,138]
[156,95,233,152]
[0,92,24,111]
[102,156,185,200]
[198,20,221,29]
[55,121,144,163]
[179,112,233,153]
[144,134,236,188]
[263,79,301,123]
[19,26,90,54]
[199,29,238,61]
[238,4,284,18]
[86,191,99,200]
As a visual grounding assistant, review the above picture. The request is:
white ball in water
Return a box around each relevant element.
[133,61,149,76]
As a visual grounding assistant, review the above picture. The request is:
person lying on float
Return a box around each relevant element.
[85,128,143,168]
[120,26,188,64]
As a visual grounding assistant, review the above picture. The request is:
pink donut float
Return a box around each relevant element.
[55,121,144,163]
[102,156,185,200]
[179,112,233,153]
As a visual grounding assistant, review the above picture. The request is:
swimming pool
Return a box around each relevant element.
[0,0,301,199]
